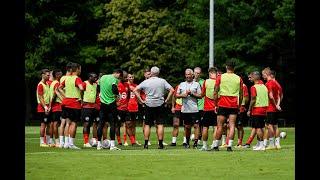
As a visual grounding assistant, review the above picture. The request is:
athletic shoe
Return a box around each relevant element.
[200,146,208,151]
[211,146,219,151]
[163,142,168,146]
[135,141,142,146]
[110,146,121,151]
[197,140,202,146]
[40,143,49,147]
[118,143,123,146]
[69,145,81,150]
[234,144,242,148]
[193,143,198,149]
[253,146,265,151]
[276,144,281,149]
[83,143,92,148]
[182,142,187,146]
[170,143,177,146]
[219,144,228,148]
[148,141,151,146]
[124,142,129,146]
[91,142,97,147]
[243,144,250,148]
[266,145,277,150]
[227,147,233,152]
[48,143,56,147]
[184,144,190,149]
[158,145,164,149]
[63,143,69,149]
[144,144,148,149]
[97,144,102,150]
[252,142,259,149]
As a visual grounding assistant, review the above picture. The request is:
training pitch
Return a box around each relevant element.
[26,126,294,179]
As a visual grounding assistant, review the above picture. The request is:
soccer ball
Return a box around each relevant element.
[102,139,111,148]
[280,132,287,139]
[190,134,195,141]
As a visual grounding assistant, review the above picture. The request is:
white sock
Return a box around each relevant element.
[92,138,97,144]
[221,135,226,145]
[69,138,74,146]
[203,141,207,147]
[172,137,177,143]
[110,140,115,147]
[59,136,64,144]
[50,138,54,144]
[259,141,264,148]
[213,140,220,147]
[46,135,50,143]
[98,141,101,147]
[275,137,280,146]
[228,140,233,147]
[55,138,59,144]
[263,139,268,147]
[269,137,275,146]
[183,136,187,143]
[65,136,69,145]
[40,137,45,144]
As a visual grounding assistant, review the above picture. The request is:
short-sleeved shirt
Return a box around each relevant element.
[128,83,139,112]
[137,77,173,107]
[265,79,281,112]
[60,77,83,109]
[215,74,243,108]
[99,74,119,105]
[37,82,50,113]
[117,81,129,111]
[178,81,201,113]
[250,82,267,116]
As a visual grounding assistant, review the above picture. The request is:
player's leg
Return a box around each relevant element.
[143,107,152,149]
[220,123,227,146]
[253,117,266,151]
[68,108,81,149]
[226,110,238,151]
[182,114,192,148]
[82,109,92,147]
[108,102,121,150]
[192,113,200,148]
[200,111,211,151]
[97,103,107,150]
[212,107,227,150]
[171,112,180,146]
[52,112,61,146]
[39,113,49,147]
[236,113,244,147]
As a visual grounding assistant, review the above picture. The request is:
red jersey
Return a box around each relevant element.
[250,82,267,116]
[202,78,216,111]
[140,90,146,101]
[128,83,139,112]
[240,84,249,113]
[265,79,281,112]
[117,82,129,111]
[174,85,182,111]
[37,82,49,113]
[60,77,83,109]
[215,75,243,108]
[51,82,62,112]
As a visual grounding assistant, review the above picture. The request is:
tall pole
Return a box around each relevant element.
[209,0,214,68]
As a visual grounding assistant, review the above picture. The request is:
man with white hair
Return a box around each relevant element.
[134,66,174,149]
[176,68,202,148]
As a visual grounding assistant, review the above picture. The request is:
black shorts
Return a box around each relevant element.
[61,106,67,119]
[81,108,99,123]
[145,105,165,125]
[117,110,130,122]
[99,101,118,123]
[37,112,51,123]
[181,112,200,126]
[251,116,265,129]
[266,112,278,125]
[138,104,146,122]
[62,107,81,122]
[51,111,62,122]
[202,111,217,127]
[128,112,138,121]
[236,112,247,126]
[217,107,238,118]
[174,110,181,119]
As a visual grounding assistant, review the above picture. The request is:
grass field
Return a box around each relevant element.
[26,126,294,180]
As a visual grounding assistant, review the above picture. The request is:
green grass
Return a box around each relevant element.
[26,126,294,180]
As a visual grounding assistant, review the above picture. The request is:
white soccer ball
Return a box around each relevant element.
[280,132,287,139]
[190,134,195,141]
[102,139,111,148]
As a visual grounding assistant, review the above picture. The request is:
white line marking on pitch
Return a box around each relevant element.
[26,152,57,155]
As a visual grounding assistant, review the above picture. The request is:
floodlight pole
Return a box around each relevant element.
[209,0,214,68]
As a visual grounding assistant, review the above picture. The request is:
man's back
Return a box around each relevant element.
[137,77,172,107]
